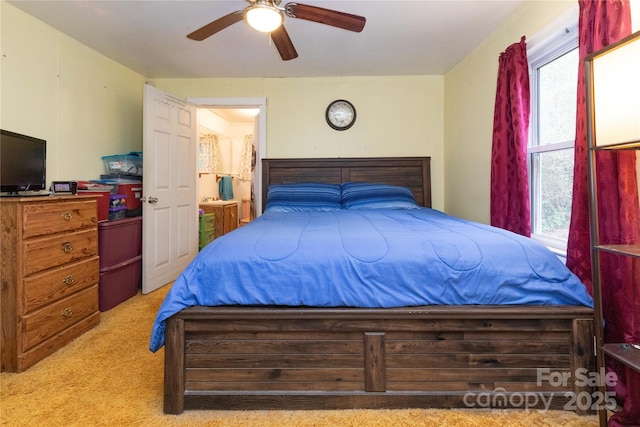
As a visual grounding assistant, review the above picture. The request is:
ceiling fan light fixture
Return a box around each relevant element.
[245,4,283,33]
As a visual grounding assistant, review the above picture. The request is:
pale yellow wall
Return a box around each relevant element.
[152,76,445,209]
[444,0,640,224]
[1,2,146,184]
[1,1,444,209]
[3,0,635,216]
[443,0,576,224]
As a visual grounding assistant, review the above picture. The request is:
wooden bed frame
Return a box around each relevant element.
[163,157,594,414]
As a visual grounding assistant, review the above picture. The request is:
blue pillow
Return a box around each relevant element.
[341,182,420,210]
[265,183,342,212]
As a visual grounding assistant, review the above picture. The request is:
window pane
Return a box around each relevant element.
[538,49,578,145]
[537,148,574,241]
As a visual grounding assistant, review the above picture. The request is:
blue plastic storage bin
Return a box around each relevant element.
[101,152,142,176]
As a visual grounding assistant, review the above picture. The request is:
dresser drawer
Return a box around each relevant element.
[22,200,97,239]
[22,285,98,352]
[22,257,99,314]
[22,228,98,276]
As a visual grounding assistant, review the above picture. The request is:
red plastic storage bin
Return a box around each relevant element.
[98,255,141,311]
[118,183,143,213]
[77,191,110,221]
[98,216,142,270]
[95,192,110,221]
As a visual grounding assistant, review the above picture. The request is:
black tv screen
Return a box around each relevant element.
[1,129,47,194]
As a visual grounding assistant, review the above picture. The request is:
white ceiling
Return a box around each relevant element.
[210,107,259,124]
[8,0,524,79]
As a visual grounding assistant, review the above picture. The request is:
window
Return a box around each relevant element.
[528,24,578,254]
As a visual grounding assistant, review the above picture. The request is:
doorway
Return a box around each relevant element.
[188,97,267,231]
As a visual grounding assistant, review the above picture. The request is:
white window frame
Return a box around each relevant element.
[527,17,578,256]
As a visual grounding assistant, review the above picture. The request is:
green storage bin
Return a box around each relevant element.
[199,230,215,251]
[199,213,216,250]
[200,213,215,232]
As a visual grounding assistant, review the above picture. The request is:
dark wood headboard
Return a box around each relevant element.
[262,157,431,212]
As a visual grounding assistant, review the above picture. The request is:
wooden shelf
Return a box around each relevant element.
[585,29,640,427]
[594,140,640,150]
[602,343,640,373]
[595,244,640,258]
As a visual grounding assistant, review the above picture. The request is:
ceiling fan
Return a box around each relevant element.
[186,0,366,61]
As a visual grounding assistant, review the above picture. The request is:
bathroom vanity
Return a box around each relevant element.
[199,200,238,238]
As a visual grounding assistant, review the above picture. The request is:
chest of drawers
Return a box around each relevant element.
[1,195,100,372]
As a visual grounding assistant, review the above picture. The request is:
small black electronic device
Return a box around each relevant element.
[50,181,77,195]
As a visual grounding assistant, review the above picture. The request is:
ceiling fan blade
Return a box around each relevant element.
[187,11,244,41]
[271,25,298,61]
[286,3,366,32]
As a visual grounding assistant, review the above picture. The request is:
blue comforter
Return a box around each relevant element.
[149,208,593,352]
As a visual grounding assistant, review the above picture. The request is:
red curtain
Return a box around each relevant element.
[566,1,640,425]
[490,37,531,237]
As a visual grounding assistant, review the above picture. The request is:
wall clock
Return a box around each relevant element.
[325,99,356,131]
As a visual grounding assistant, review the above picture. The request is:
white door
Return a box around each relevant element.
[142,84,198,294]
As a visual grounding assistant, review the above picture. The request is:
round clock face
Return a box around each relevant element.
[326,100,356,131]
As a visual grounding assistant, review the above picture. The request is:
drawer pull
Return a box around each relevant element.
[61,307,73,318]
[62,275,75,285]
[62,211,73,221]
[61,242,73,253]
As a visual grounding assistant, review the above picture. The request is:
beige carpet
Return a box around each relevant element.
[1,285,598,427]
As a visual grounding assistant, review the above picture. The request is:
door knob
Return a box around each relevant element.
[148,196,159,204]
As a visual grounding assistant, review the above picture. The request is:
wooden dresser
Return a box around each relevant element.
[199,201,238,238]
[1,195,100,372]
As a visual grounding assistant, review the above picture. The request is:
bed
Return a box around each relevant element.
[151,157,595,415]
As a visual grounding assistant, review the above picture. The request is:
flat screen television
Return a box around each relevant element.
[1,129,47,195]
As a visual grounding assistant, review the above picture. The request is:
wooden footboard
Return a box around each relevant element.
[164,305,594,414]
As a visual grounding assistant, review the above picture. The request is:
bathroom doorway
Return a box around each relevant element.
[188,97,267,239]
